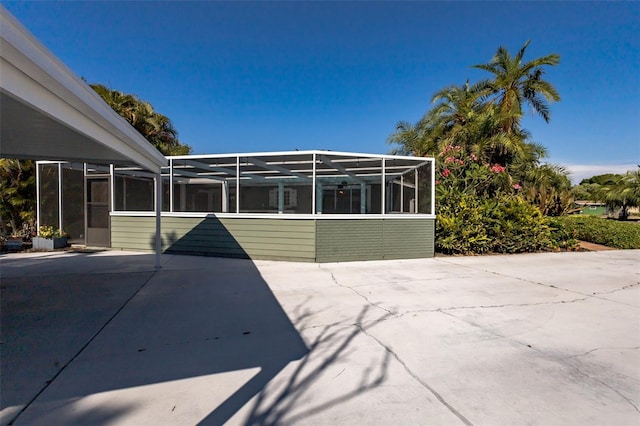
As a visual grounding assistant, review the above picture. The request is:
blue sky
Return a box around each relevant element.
[4,1,639,182]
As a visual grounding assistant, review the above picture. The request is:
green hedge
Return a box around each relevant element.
[553,216,640,249]
[436,194,559,255]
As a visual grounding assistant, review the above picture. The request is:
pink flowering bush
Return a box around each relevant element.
[433,145,575,254]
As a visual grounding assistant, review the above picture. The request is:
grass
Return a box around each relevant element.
[553,216,640,249]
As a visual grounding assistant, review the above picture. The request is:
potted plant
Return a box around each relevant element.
[32,225,68,250]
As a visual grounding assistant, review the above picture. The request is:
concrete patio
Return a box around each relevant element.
[1,249,639,425]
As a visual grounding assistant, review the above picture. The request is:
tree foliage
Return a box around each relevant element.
[90,84,191,156]
[0,159,35,236]
[388,41,575,253]
[597,169,640,219]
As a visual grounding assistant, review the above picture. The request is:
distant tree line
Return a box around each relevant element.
[572,170,640,220]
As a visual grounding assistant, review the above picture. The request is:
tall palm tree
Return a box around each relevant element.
[473,40,560,133]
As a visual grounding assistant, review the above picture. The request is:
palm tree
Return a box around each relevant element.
[520,163,574,216]
[473,40,560,133]
[90,84,191,156]
[598,169,640,220]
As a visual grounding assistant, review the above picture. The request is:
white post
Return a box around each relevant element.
[110,164,115,213]
[278,182,284,214]
[222,181,228,213]
[316,183,323,214]
[400,175,404,213]
[236,156,240,214]
[312,153,316,215]
[360,182,366,214]
[169,158,174,212]
[415,167,419,214]
[83,163,87,244]
[431,159,436,215]
[154,172,162,269]
[381,158,386,215]
[58,163,63,231]
[35,162,40,230]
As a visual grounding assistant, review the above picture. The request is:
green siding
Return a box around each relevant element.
[111,216,316,262]
[316,218,434,262]
[382,219,434,260]
[111,216,434,262]
[316,220,384,262]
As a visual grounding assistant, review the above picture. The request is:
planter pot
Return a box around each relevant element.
[33,236,68,250]
[4,238,23,251]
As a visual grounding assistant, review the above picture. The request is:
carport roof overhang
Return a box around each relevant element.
[0,6,166,173]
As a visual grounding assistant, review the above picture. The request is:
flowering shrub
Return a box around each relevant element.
[434,145,578,254]
[435,145,516,198]
[38,225,67,239]
[436,192,557,254]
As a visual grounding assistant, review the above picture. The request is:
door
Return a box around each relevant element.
[86,177,110,247]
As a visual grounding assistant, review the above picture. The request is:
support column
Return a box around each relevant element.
[430,159,435,215]
[278,182,284,214]
[312,153,317,215]
[109,164,115,213]
[415,166,419,214]
[154,173,162,269]
[236,156,240,214]
[400,175,404,213]
[169,158,174,212]
[381,158,386,215]
[316,183,323,214]
[360,182,366,214]
[58,163,63,231]
[222,181,229,213]
[36,162,40,230]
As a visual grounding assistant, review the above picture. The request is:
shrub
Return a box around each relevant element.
[38,225,67,239]
[436,193,492,254]
[436,194,554,255]
[547,218,580,251]
[554,216,640,249]
[484,197,552,253]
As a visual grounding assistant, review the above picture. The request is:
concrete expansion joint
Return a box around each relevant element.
[354,323,474,426]
[390,297,590,319]
[591,282,640,296]
[436,259,639,307]
[565,346,640,360]
[347,274,477,289]
[440,309,640,415]
[317,265,395,316]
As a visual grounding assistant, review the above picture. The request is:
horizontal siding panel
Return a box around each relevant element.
[315,218,434,262]
[316,220,384,262]
[111,216,315,261]
[112,216,434,262]
[383,219,434,259]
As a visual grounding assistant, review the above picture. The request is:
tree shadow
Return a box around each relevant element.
[215,305,392,425]
[2,248,393,425]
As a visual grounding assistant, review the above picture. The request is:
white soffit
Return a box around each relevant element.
[0,6,166,173]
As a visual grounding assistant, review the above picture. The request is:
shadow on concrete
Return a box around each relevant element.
[235,305,392,425]
[1,251,392,425]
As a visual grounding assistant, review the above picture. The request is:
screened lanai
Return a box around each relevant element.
[164,151,434,216]
[37,151,436,262]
